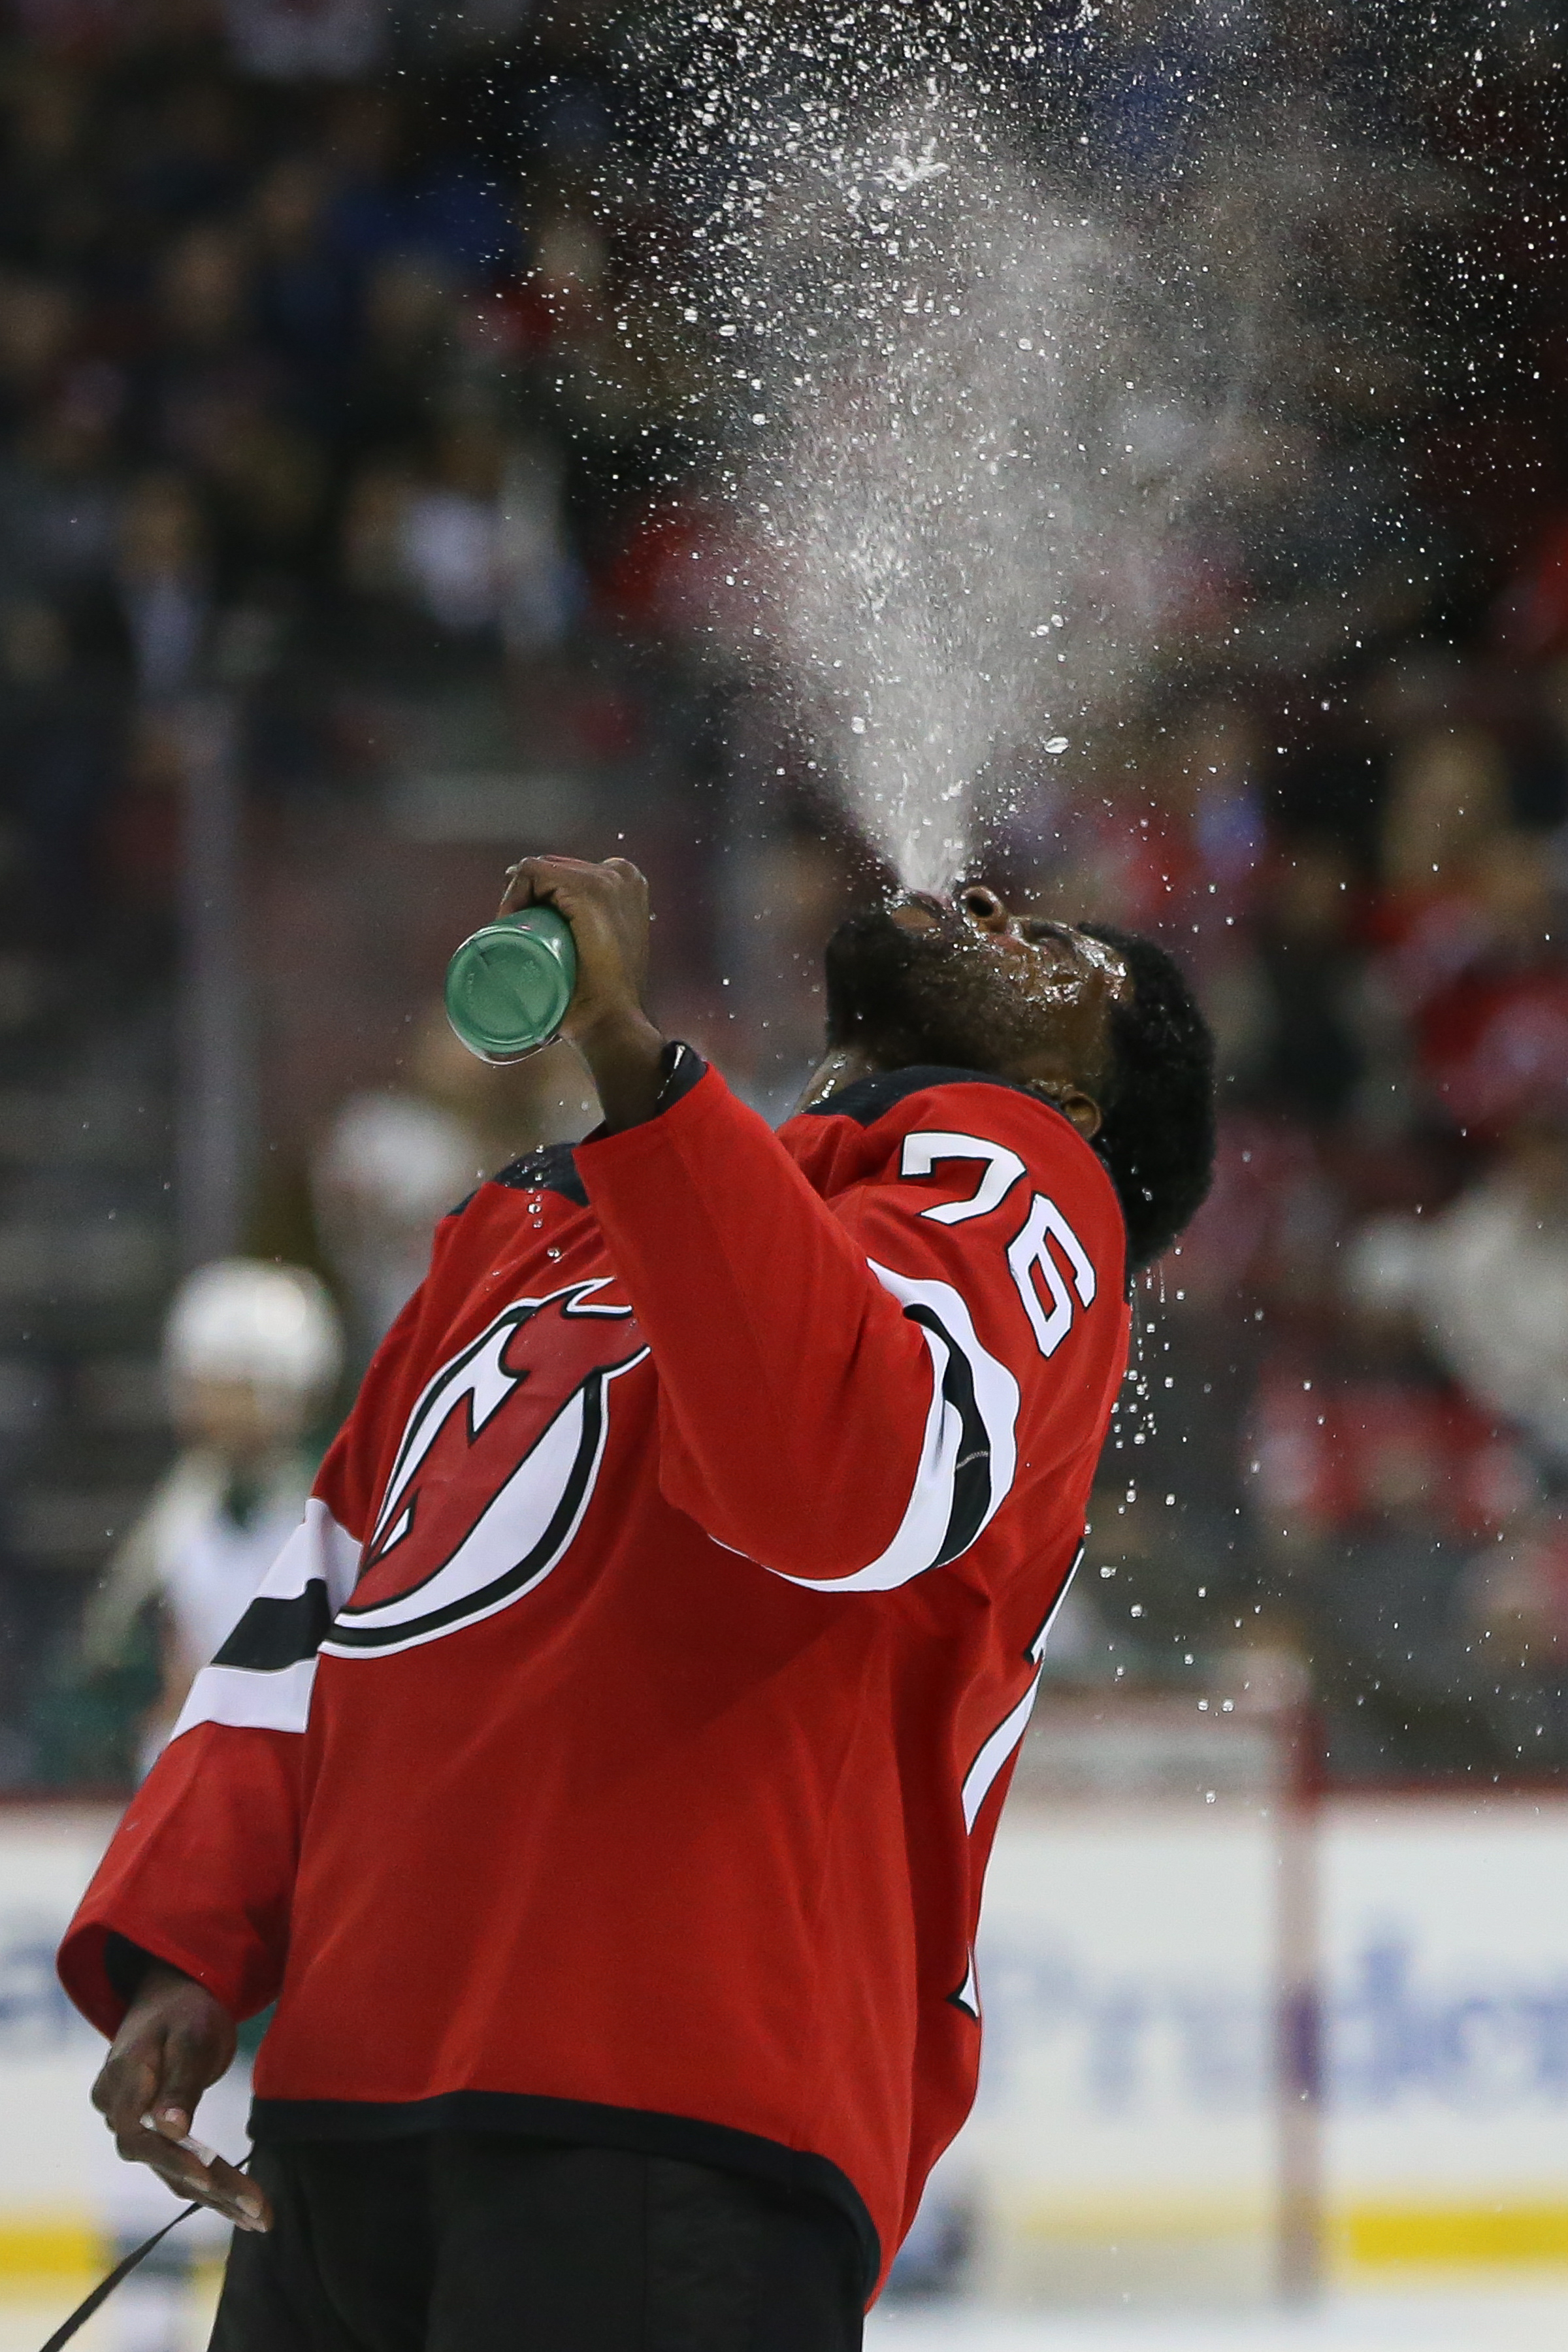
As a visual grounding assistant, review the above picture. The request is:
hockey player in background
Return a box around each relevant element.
[61,857,1215,2351]
[81,1259,342,1777]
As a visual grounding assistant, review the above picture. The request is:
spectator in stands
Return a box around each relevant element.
[0,587,121,936]
[1250,1217,1540,1772]
[114,470,211,702]
[1369,723,1514,1026]
[1411,831,1568,1140]
[225,0,388,83]
[0,0,1560,1805]
[1234,834,1368,1125]
[310,1004,595,1364]
[310,1083,478,1367]
[1457,1504,1568,1767]
[1402,1112,1568,1477]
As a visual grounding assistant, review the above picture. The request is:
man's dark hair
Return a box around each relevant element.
[1077,923,1216,1273]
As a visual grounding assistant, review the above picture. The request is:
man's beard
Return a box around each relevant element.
[823,902,1050,1075]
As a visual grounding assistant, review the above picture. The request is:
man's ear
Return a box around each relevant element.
[1028,1083,1103,1139]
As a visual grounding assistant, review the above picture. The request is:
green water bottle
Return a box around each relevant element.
[444,906,578,1064]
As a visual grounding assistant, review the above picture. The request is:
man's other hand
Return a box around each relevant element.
[91,1962,270,2232]
[499,856,668,1130]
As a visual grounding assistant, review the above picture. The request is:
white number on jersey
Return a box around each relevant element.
[899,1131,1027,1224]
[1007,1192,1097,1358]
[898,1129,1100,1362]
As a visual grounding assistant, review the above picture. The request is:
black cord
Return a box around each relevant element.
[37,2199,203,2352]
[37,2151,254,2352]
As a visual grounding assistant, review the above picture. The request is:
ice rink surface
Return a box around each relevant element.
[868,2286,1568,2352]
[7,2285,1568,2352]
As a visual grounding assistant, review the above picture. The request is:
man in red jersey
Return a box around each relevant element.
[63,857,1214,2351]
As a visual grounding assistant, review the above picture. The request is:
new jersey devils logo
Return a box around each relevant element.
[321,1281,647,1658]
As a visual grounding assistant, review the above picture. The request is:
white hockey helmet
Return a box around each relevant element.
[165,1259,342,1401]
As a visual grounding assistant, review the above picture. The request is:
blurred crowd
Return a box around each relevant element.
[1036,664,1568,1784]
[0,0,670,956]
[1,0,1566,1787]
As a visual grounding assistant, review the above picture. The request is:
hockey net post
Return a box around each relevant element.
[1273,1688,1325,2304]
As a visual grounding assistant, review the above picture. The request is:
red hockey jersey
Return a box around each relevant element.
[60,1060,1129,2296]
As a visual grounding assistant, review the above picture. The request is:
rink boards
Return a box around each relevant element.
[949,1789,1568,2302]
[1,1796,1567,2302]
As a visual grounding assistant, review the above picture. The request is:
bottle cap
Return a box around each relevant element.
[444,907,576,1063]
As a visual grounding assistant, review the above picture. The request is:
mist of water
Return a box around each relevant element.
[745,106,1218,892]
[633,7,1433,894]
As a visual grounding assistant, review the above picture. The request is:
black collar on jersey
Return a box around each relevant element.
[463,1056,1111,1247]
[488,1140,589,1207]
[802,1064,1065,1128]
[480,1045,710,1213]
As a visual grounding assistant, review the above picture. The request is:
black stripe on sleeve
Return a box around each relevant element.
[212,1582,333,1673]
[103,1933,155,2004]
[650,1039,708,1112]
[902,1301,994,1569]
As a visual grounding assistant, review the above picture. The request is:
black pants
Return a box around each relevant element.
[210,2136,866,2352]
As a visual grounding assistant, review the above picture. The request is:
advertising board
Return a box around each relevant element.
[953,1780,1568,2301]
[2,1784,1566,2306]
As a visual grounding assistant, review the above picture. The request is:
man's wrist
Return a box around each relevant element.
[573,1010,670,1133]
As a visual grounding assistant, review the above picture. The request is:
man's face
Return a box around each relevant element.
[823,887,1132,1112]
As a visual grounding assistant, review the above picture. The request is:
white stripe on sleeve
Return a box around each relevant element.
[171,1656,318,1741]
[166,1499,360,1744]
[959,1541,1086,1827]
[261,1497,361,1612]
[960,1673,1041,1829]
[772,1259,1019,1593]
